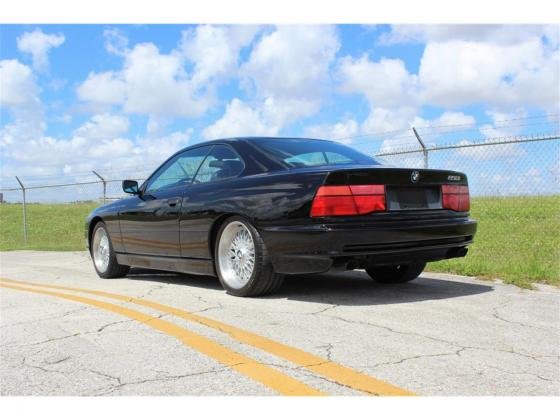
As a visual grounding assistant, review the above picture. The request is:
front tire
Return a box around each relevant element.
[215,216,284,297]
[365,262,426,284]
[90,222,129,279]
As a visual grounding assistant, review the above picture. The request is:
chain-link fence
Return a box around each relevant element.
[0,133,559,244]
[374,133,560,196]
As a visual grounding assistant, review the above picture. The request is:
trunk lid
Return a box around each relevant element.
[323,167,468,212]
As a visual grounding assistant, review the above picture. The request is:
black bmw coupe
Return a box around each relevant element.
[86,137,477,296]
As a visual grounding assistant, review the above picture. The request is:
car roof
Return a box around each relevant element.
[175,136,331,154]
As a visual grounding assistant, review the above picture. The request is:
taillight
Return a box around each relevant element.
[442,184,470,212]
[310,185,386,217]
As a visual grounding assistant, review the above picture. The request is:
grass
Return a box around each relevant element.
[429,196,560,288]
[0,202,97,251]
[1,196,558,288]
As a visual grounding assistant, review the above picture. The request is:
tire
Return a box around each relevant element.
[365,262,426,284]
[215,216,284,297]
[90,221,129,279]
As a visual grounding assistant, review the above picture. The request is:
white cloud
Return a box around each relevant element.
[2,44,198,182]
[338,56,417,108]
[261,97,320,128]
[0,59,45,151]
[454,138,526,161]
[414,111,476,134]
[361,106,419,135]
[241,25,339,99]
[77,71,126,105]
[309,109,477,156]
[335,54,422,145]
[454,110,527,161]
[337,25,558,135]
[1,60,189,180]
[2,123,192,180]
[180,25,261,86]
[103,28,129,56]
[4,24,557,198]
[478,109,527,139]
[358,110,477,166]
[16,29,65,71]
[0,59,39,107]
[88,137,134,159]
[303,119,359,143]
[134,129,193,164]
[77,26,261,119]
[123,43,211,117]
[203,96,324,141]
[73,114,130,141]
[203,25,340,138]
[202,98,278,140]
[419,38,560,109]
[77,43,210,117]
[430,111,476,128]
[145,115,171,138]
[379,24,557,46]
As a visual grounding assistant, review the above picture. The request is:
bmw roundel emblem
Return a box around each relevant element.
[411,170,420,183]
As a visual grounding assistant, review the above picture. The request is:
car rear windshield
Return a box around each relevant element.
[253,138,380,168]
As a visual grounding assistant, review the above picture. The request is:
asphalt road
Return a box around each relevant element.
[1,251,558,396]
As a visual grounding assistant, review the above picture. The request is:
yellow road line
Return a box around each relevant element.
[0,282,324,396]
[0,277,414,396]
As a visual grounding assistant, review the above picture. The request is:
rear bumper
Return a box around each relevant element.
[259,217,477,274]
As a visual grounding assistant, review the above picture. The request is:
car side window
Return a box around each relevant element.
[145,146,211,193]
[285,152,326,166]
[325,151,353,164]
[284,151,353,167]
[194,145,244,184]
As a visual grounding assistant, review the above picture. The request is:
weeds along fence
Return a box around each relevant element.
[1,132,559,243]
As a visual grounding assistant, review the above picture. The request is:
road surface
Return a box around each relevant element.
[1,251,558,396]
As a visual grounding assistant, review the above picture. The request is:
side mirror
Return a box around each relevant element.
[122,180,140,195]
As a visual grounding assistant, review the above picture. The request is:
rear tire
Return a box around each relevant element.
[215,216,284,297]
[90,222,129,279]
[365,262,426,284]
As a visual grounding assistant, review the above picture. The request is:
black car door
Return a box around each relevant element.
[119,146,211,256]
[180,144,245,259]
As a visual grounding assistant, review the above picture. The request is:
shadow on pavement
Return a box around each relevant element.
[124,268,493,306]
[276,271,493,306]
[126,268,223,290]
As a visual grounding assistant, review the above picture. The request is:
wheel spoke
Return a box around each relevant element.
[217,221,257,289]
[92,227,110,273]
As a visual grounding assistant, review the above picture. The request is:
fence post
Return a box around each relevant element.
[412,127,429,169]
[15,176,27,243]
[92,171,106,204]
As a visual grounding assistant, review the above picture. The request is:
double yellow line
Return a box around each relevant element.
[0,277,414,396]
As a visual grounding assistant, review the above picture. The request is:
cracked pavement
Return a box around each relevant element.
[1,250,559,396]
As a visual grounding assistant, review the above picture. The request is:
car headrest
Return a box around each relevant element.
[217,160,244,177]
[208,160,224,168]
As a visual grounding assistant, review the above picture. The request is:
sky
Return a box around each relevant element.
[0,24,559,197]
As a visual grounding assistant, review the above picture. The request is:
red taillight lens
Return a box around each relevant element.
[315,185,352,196]
[442,184,470,211]
[310,184,386,217]
[309,196,357,216]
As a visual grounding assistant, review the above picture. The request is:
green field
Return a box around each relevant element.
[0,202,97,251]
[1,196,558,288]
[429,195,559,288]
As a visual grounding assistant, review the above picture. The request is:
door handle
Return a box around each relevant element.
[167,198,180,207]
